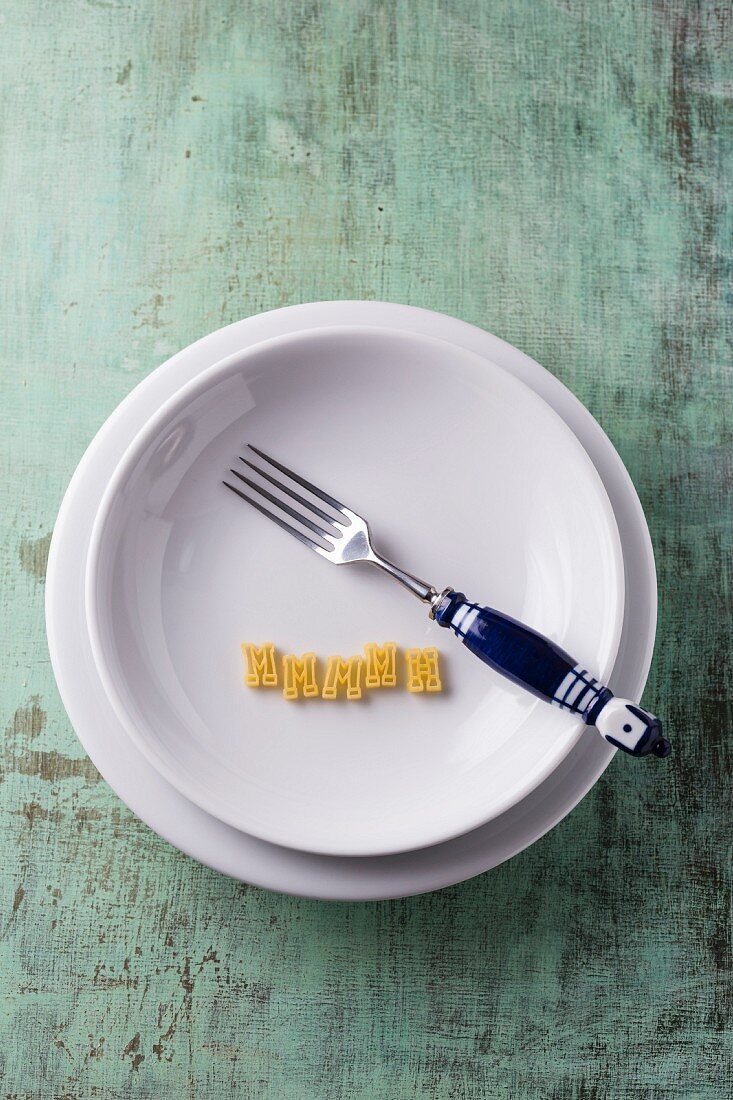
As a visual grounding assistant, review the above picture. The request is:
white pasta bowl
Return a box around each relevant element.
[84,325,624,856]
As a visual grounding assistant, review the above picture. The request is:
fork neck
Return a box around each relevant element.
[369,552,438,605]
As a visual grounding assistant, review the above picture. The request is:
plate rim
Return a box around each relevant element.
[83,323,626,856]
[46,301,657,899]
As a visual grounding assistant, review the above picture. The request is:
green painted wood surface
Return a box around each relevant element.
[1,1,730,1096]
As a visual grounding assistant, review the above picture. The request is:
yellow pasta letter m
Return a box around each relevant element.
[364,642,397,688]
[241,643,278,687]
[322,655,364,700]
[405,647,442,693]
[282,652,319,700]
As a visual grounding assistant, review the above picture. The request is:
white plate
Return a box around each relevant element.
[84,325,624,856]
[46,302,657,898]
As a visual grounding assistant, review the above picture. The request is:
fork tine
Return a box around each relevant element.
[229,469,337,541]
[239,457,342,527]
[222,481,322,552]
[247,444,349,516]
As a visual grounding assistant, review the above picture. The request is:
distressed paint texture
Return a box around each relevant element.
[0,0,731,1096]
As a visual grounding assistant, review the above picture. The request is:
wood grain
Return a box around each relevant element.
[0,0,730,1095]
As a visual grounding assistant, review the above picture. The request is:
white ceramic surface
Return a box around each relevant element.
[84,325,624,856]
[46,302,657,899]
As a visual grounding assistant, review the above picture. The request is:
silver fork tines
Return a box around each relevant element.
[223,445,437,603]
[229,467,340,543]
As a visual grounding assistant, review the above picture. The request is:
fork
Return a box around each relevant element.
[224,445,670,759]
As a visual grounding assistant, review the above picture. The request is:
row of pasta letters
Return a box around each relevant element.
[242,642,442,699]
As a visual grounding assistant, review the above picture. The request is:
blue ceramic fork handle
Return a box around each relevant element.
[432,589,670,758]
